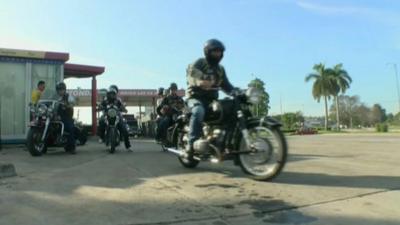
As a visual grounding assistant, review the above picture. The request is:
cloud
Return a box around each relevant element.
[0,35,66,52]
[296,1,371,14]
[296,1,400,51]
[296,1,400,24]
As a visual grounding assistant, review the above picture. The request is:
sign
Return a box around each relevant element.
[0,48,45,59]
[68,89,185,97]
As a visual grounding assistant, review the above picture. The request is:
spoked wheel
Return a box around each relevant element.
[27,127,47,157]
[109,128,118,154]
[238,126,287,181]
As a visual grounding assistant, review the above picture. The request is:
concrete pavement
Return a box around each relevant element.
[0,134,399,225]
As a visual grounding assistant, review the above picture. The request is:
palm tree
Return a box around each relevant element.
[305,63,336,130]
[331,64,352,131]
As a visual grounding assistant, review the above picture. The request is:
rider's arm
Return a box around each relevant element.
[187,59,210,88]
[118,99,128,113]
[219,66,234,95]
[97,100,106,111]
[176,97,185,110]
[157,98,169,115]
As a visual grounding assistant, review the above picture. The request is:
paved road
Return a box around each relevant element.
[0,134,399,225]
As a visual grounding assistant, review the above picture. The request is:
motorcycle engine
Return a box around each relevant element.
[193,127,225,154]
[193,139,211,153]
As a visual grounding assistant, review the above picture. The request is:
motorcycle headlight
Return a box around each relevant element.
[246,87,262,104]
[37,104,48,115]
[108,108,118,118]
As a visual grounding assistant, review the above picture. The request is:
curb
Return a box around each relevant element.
[0,163,17,178]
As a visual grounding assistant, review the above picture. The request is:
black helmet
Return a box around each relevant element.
[107,86,117,100]
[56,82,66,91]
[157,87,165,96]
[170,82,178,90]
[109,85,119,93]
[204,39,225,65]
[204,39,225,55]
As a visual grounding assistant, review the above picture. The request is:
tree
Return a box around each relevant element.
[353,104,371,127]
[248,78,270,117]
[331,64,352,130]
[274,111,304,130]
[305,63,336,130]
[329,95,362,128]
[329,95,390,128]
[370,104,386,124]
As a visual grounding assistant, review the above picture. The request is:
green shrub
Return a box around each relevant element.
[376,123,389,132]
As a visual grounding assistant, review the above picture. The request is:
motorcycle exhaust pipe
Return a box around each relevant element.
[166,148,201,161]
[166,148,185,156]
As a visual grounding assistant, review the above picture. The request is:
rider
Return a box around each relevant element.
[156,83,184,143]
[98,85,132,151]
[185,39,236,156]
[55,82,76,154]
[156,87,165,107]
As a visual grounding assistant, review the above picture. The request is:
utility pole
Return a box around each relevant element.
[387,63,400,113]
[0,96,2,151]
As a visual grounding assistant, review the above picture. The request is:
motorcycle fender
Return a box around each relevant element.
[233,117,282,151]
[247,117,282,128]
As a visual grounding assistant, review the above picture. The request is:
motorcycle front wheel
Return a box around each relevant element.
[109,127,117,154]
[238,125,287,181]
[26,127,47,157]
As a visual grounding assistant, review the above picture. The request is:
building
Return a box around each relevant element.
[0,48,104,143]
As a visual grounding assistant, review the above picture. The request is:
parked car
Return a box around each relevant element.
[123,114,142,137]
[296,126,318,135]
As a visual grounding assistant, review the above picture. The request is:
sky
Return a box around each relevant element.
[1,0,400,117]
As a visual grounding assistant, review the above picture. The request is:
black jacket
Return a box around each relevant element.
[186,58,234,102]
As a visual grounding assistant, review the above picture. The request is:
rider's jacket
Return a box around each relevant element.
[156,94,184,116]
[186,58,234,102]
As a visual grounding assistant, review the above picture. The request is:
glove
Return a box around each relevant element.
[230,87,241,96]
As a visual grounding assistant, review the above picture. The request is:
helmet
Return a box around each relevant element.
[157,87,165,96]
[204,39,225,56]
[56,82,66,91]
[109,85,119,93]
[107,87,117,100]
[170,82,178,90]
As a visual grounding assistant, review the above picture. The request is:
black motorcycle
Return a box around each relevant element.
[163,87,288,181]
[26,100,75,156]
[99,104,123,153]
[74,121,88,146]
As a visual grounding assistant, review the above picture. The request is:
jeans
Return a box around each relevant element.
[187,98,207,146]
[156,116,172,141]
[61,116,76,150]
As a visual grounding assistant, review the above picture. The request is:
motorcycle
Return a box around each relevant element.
[26,100,75,156]
[74,121,88,146]
[98,103,124,153]
[163,87,288,181]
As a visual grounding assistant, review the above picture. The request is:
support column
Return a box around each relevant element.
[152,97,156,119]
[139,102,142,122]
[91,76,97,135]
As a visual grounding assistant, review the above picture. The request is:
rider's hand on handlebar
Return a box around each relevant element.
[199,80,213,90]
